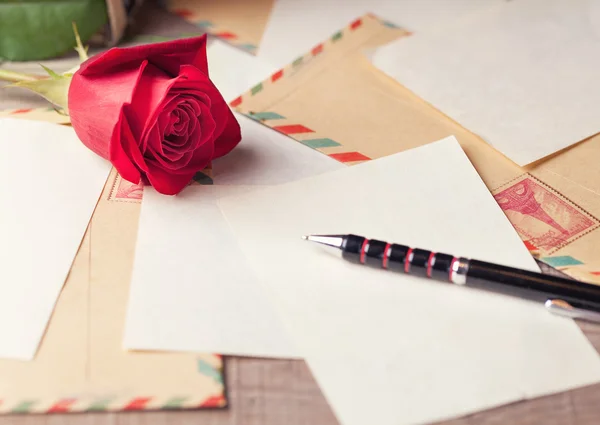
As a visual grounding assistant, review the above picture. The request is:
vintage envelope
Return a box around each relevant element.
[0,119,110,361]
[229,14,600,284]
[0,109,225,414]
[163,0,275,53]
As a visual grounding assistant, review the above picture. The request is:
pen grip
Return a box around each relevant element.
[342,235,600,311]
[342,235,457,282]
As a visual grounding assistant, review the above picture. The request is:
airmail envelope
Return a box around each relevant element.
[0,109,225,413]
[230,14,600,284]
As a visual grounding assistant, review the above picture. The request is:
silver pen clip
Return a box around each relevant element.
[545,299,600,323]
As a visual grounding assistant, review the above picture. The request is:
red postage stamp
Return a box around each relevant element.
[108,174,144,203]
[107,166,213,202]
[493,174,599,254]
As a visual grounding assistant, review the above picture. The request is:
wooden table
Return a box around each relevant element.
[0,326,599,425]
[2,12,600,424]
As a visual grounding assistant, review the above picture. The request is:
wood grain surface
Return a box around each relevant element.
[0,325,598,425]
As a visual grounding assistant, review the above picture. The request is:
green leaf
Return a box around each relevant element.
[40,64,60,79]
[71,21,89,62]
[0,0,108,61]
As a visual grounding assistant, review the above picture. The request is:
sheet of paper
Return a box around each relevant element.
[123,114,343,357]
[371,0,600,165]
[124,185,298,358]
[207,39,275,102]
[257,0,504,68]
[218,137,600,425]
[0,118,110,360]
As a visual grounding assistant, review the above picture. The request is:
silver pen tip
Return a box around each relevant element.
[301,234,344,249]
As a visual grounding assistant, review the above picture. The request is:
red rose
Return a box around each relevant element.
[68,35,241,195]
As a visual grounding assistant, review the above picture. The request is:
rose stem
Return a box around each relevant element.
[0,69,43,83]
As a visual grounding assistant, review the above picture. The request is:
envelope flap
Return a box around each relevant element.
[231,14,520,189]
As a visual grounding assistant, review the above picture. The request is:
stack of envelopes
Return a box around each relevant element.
[1,0,600,423]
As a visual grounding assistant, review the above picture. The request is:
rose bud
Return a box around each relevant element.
[68,35,241,195]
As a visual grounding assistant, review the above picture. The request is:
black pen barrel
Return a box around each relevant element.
[325,234,600,311]
[466,260,600,310]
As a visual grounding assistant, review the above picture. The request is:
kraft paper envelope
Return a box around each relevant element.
[0,110,225,414]
[0,39,283,411]
[230,14,600,284]
[163,0,275,53]
[0,119,111,361]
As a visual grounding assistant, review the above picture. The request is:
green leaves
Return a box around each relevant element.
[0,0,108,61]
[0,22,91,115]
[72,21,89,62]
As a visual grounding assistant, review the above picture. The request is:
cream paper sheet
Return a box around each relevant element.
[0,119,110,360]
[371,0,600,165]
[123,114,342,357]
[258,0,504,68]
[218,137,600,425]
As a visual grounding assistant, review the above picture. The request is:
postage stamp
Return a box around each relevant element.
[107,166,214,203]
[108,174,144,203]
[493,174,599,254]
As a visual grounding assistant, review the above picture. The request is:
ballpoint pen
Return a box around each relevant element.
[302,233,600,323]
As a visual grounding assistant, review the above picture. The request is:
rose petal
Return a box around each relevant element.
[159,96,213,155]
[158,109,175,141]
[69,60,148,160]
[157,150,194,170]
[147,119,197,169]
[172,111,186,134]
[189,101,216,151]
[145,166,196,196]
[145,124,165,157]
[77,35,209,78]
[125,63,177,141]
[154,123,189,163]
[108,112,146,184]
[175,65,234,148]
[162,147,186,162]
[184,137,221,171]
[212,107,242,159]
[145,138,213,195]
[180,102,198,137]
[156,96,181,141]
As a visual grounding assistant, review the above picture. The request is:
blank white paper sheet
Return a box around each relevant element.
[218,137,600,425]
[123,114,343,357]
[0,118,110,360]
[258,0,504,68]
[371,0,600,165]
